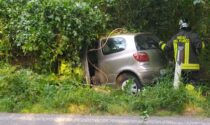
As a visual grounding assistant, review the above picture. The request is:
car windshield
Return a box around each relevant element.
[134,34,159,50]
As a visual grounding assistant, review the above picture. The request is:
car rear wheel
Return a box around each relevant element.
[116,73,142,94]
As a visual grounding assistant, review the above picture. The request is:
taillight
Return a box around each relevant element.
[133,52,149,62]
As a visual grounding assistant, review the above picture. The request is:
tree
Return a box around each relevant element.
[0,0,108,73]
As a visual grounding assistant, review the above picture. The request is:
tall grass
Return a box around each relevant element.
[0,62,209,116]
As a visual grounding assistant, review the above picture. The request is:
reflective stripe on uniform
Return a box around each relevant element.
[181,64,200,70]
[161,43,166,50]
[173,36,190,62]
[159,41,164,45]
[173,40,178,61]
[184,40,190,64]
[202,42,205,49]
[173,36,200,70]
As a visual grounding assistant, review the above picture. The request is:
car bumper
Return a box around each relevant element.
[136,67,165,84]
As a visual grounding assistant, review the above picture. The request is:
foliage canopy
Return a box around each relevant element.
[0,0,209,73]
[0,0,108,72]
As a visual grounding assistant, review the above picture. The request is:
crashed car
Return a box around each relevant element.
[87,33,166,94]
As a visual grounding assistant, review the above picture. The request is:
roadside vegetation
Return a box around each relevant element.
[0,0,210,117]
[0,63,210,116]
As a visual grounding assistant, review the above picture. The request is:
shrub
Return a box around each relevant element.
[0,0,108,72]
[0,63,209,115]
[0,63,83,112]
[132,83,187,114]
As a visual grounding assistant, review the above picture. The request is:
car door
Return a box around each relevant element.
[97,37,129,83]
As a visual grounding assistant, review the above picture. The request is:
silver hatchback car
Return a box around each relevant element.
[89,33,166,93]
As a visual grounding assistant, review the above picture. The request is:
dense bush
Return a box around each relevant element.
[0,0,209,75]
[0,0,108,72]
[0,63,83,112]
[102,0,210,40]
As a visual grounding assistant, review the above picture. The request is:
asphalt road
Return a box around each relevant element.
[0,113,210,125]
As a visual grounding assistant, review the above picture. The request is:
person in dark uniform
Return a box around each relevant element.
[159,19,205,83]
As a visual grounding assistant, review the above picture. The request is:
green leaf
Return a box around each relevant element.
[55,16,61,22]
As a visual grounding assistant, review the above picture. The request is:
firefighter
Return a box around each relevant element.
[159,19,205,83]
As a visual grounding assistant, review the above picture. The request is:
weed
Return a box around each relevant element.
[0,62,209,116]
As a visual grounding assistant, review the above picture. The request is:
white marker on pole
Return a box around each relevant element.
[173,46,183,89]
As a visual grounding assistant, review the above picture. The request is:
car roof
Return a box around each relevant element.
[100,32,153,40]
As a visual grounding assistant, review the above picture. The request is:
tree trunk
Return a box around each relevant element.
[82,46,91,84]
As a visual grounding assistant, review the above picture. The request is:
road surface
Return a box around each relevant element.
[0,113,210,125]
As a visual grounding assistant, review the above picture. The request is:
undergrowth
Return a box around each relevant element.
[0,63,209,116]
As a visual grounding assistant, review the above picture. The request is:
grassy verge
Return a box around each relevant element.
[0,63,210,116]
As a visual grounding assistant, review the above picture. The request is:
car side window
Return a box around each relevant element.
[101,37,126,55]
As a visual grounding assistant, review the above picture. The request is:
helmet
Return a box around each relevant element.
[179,19,189,29]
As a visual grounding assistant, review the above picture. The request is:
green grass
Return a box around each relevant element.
[0,62,210,116]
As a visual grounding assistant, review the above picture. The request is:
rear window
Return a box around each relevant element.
[101,37,126,55]
[134,34,159,50]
